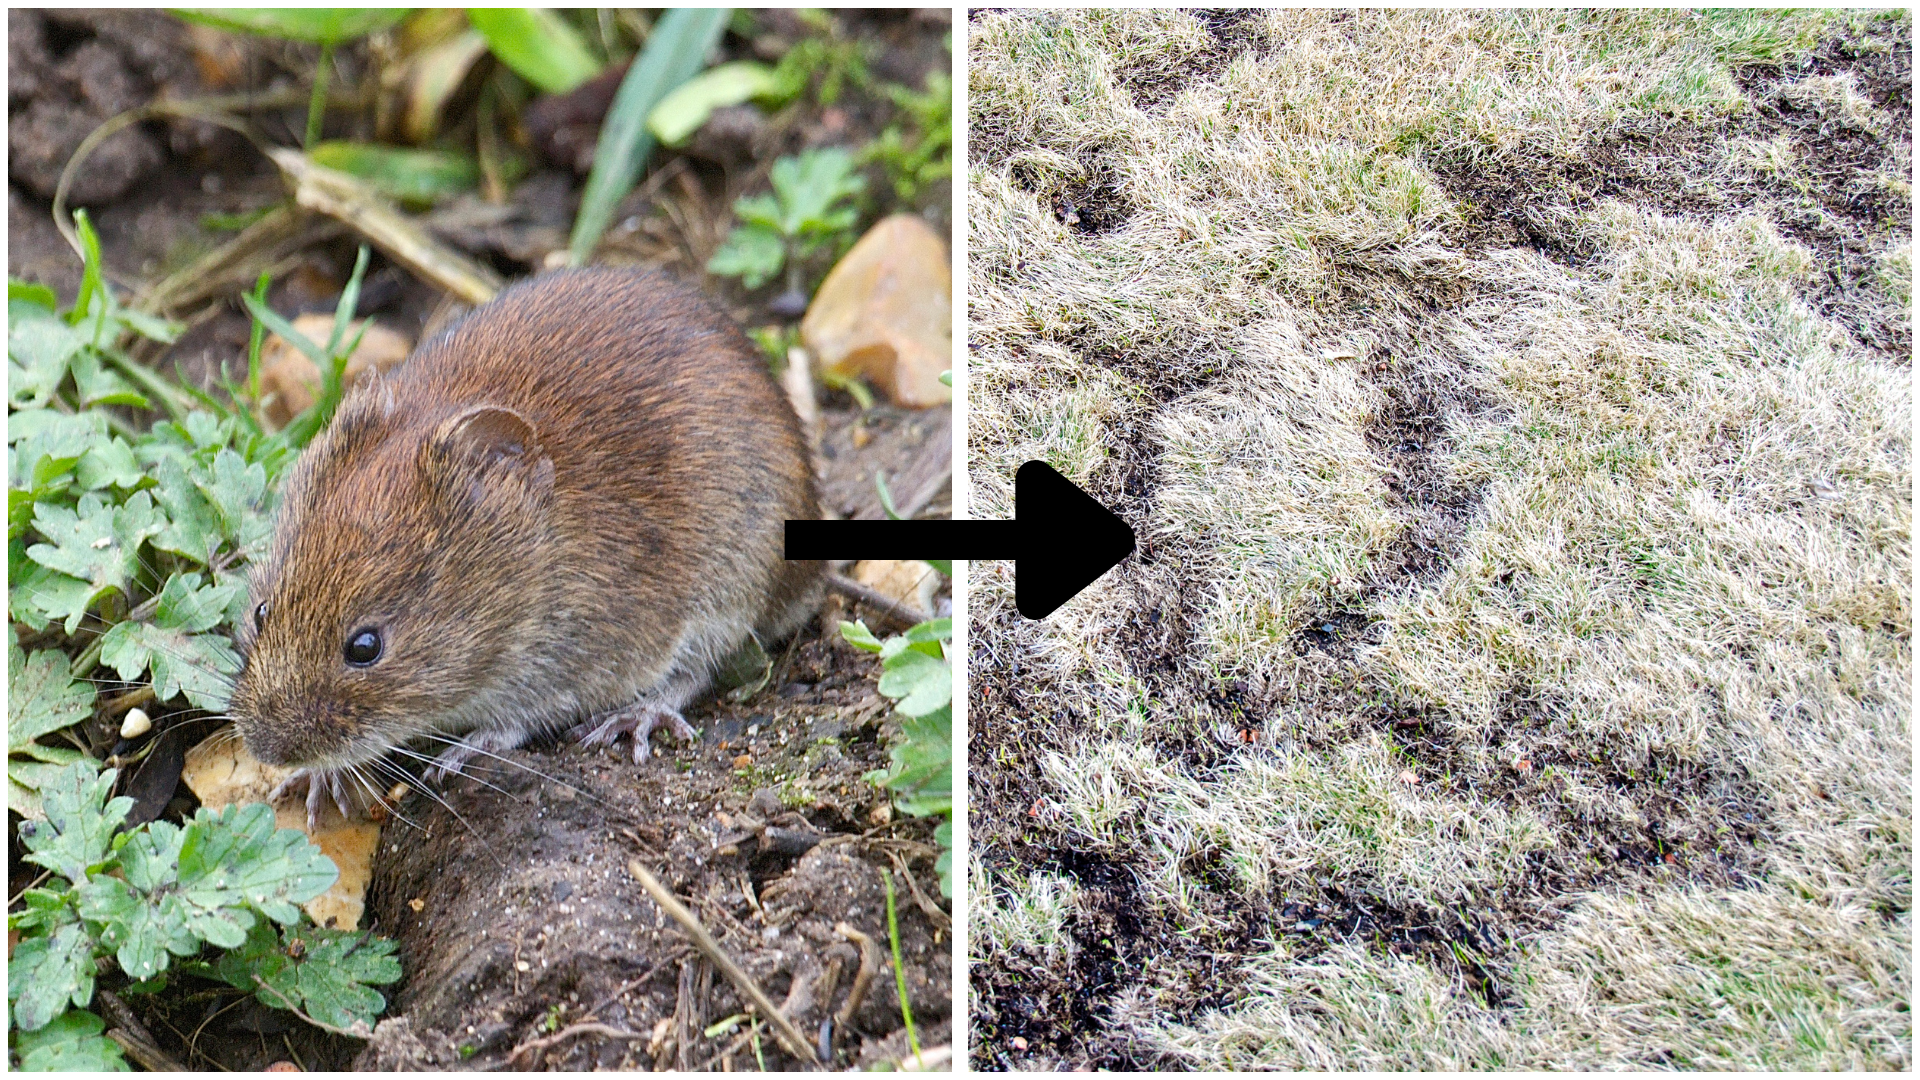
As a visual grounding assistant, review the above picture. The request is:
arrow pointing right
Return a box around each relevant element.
[783,460,1136,619]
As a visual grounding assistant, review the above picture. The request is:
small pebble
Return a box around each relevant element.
[119,708,151,739]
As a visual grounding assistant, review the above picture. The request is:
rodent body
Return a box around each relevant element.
[230,267,820,814]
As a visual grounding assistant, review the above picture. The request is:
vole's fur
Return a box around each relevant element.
[230,268,820,819]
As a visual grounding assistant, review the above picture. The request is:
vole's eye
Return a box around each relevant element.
[253,601,268,630]
[344,628,384,667]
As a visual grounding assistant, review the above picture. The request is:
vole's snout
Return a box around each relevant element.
[232,684,362,770]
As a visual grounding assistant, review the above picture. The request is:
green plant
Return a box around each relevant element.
[8,762,400,1067]
[569,7,733,265]
[767,11,871,106]
[862,69,952,201]
[8,235,361,769]
[171,9,407,147]
[467,8,605,95]
[3,764,399,1060]
[842,614,952,896]
[9,234,373,825]
[707,147,866,292]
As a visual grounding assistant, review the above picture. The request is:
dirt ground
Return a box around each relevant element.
[9,7,952,1071]
[968,8,1907,1071]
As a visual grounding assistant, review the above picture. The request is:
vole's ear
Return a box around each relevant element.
[419,405,554,512]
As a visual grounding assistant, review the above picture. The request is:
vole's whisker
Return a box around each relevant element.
[387,744,529,805]
[414,734,619,815]
[363,758,432,832]
[367,755,507,867]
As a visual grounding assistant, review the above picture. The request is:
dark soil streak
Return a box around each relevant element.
[1118,9,1270,114]
[1431,19,1912,357]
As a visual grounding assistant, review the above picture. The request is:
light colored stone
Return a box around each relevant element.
[801,214,952,408]
[258,313,412,429]
[182,727,380,930]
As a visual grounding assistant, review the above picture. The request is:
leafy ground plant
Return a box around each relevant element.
[843,612,953,897]
[707,146,866,293]
[8,762,400,1069]
[9,215,401,1069]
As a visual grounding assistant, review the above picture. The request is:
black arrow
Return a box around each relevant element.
[784,460,1135,620]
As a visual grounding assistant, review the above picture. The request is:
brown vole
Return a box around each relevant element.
[230,267,821,823]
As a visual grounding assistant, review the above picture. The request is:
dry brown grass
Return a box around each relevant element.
[965,8,1910,1070]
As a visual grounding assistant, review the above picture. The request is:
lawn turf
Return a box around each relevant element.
[965,8,1910,1070]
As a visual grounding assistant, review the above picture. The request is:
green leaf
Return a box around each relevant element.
[10,746,93,821]
[24,491,163,624]
[11,1007,128,1070]
[647,61,778,146]
[215,922,401,1031]
[9,563,97,636]
[20,764,131,884]
[196,448,269,546]
[74,437,144,491]
[878,650,951,716]
[7,885,78,936]
[8,640,96,815]
[169,8,407,45]
[67,349,149,409]
[730,192,783,232]
[8,923,98,1033]
[468,8,604,94]
[570,7,731,264]
[237,293,327,365]
[97,572,242,709]
[147,455,223,563]
[903,617,952,644]
[8,303,83,408]
[767,147,865,238]
[178,803,339,931]
[925,559,952,577]
[10,278,60,311]
[839,619,884,652]
[308,141,478,205]
[76,874,196,981]
[80,822,200,975]
[9,641,96,747]
[705,224,786,289]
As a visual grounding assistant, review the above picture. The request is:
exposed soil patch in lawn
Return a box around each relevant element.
[1430,20,1911,357]
[1366,690,1772,907]
[1010,155,1134,235]
[1117,9,1269,114]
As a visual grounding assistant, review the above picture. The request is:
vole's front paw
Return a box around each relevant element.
[573,703,699,763]
[425,727,528,783]
[270,767,354,830]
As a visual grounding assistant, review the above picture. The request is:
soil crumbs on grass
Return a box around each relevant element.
[969,9,1908,1072]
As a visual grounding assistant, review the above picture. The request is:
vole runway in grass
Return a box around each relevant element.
[229,267,822,824]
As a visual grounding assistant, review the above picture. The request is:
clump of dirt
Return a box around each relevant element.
[1010,156,1134,235]
[1430,19,1912,357]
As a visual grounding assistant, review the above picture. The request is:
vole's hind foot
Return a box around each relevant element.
[573,703,699,763]
[270,767,354,831]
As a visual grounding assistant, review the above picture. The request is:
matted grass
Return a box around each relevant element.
[966,8,1909,1070]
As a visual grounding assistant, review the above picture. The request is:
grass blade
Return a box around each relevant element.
[468,8,604,95]
[568,7,731,266]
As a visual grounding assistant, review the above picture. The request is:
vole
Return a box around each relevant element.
[229,267,822,824]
